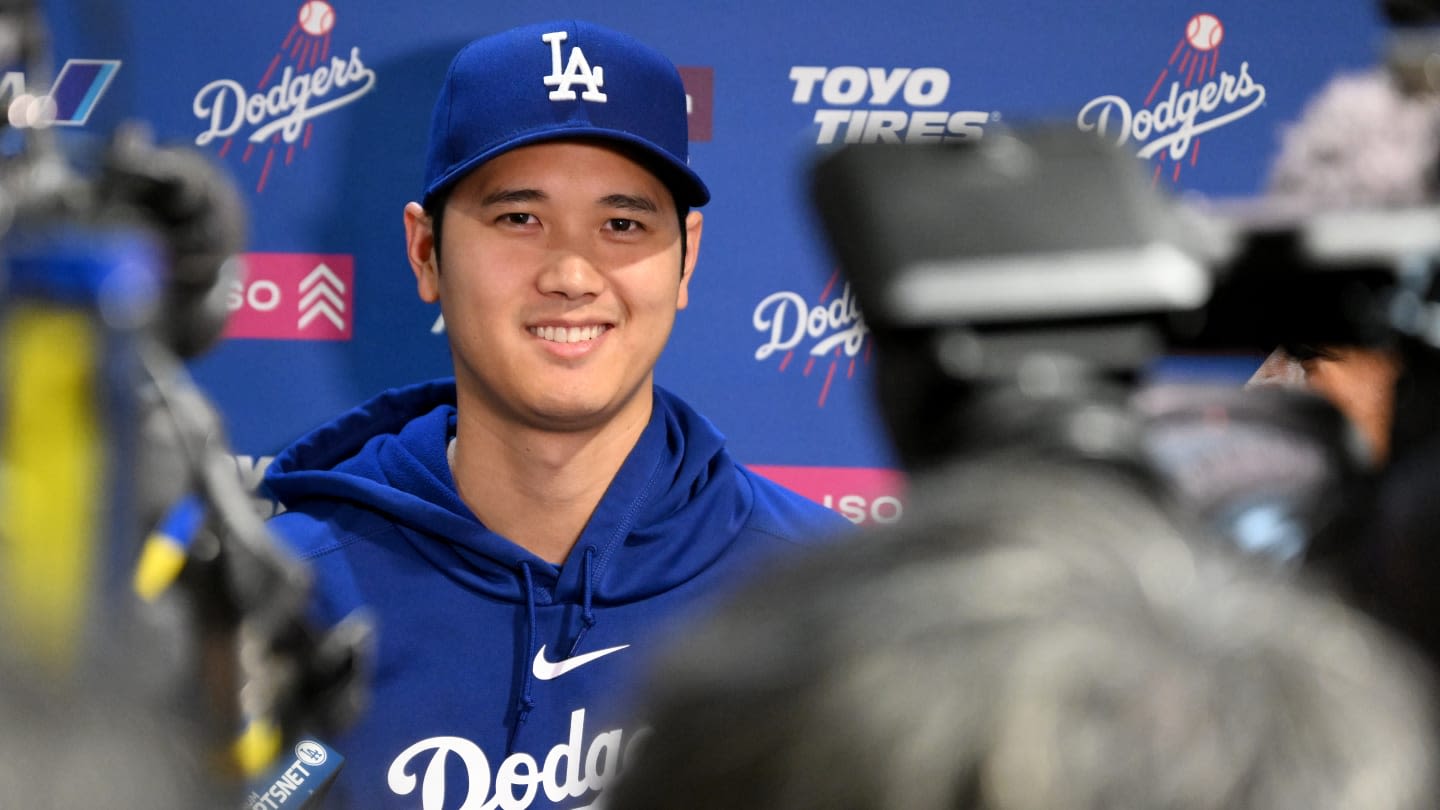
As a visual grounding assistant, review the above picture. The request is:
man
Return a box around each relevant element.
[1241,69,1440,684]
[1245,69,1439,466]
[261,20,849,808]
[608,457,1440,810]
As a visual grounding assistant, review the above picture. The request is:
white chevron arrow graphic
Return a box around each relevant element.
[297,262,349,331]
[299,263,346,293]
[299,299,345,331]
[299,282,344,312]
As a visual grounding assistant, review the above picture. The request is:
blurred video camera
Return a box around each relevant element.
[813,122,1421,564]
[0,1,368,805]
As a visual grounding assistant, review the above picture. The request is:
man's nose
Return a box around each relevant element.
[538,247,606,300]
[1246,348,1306,388]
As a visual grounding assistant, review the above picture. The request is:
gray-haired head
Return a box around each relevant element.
[1267,69,1440,208]
[610,457,1440,810]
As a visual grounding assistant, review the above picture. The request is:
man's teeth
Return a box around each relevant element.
[530,325,608,343]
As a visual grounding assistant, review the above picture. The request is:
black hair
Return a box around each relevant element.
[426,185,453,268]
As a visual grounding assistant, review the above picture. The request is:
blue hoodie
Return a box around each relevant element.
[263,378,850,809]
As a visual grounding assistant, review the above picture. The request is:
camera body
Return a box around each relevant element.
[808,126,1434,569]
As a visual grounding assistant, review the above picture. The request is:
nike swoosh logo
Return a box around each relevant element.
[532,643,631,681]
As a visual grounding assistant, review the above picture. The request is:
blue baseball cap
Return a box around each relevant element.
[421,19,710,210]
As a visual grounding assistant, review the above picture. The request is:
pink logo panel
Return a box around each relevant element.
[750,465,908,526]
[224,252,353,341]
[679,66,713,142]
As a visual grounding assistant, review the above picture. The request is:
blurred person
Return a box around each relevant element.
[1246,69,1439,465]
[0,663,216,809]
[1250,343,1399,463]
[0,677,212,808]
[259,19,848,809]
[608,455,1440,810]
[1241,68,1440,672]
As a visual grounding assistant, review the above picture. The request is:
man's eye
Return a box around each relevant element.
[607,218,641,233]
[499,213,535,226]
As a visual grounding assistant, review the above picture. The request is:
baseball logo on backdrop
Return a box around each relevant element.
[1076,13,1265,186]
[297,1,335,37]
[1186,13,1223,51]
[192,2,376,192]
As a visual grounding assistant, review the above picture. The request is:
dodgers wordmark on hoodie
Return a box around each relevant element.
[263,378,851,809]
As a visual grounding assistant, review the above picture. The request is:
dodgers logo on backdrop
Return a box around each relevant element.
[0,58,120,129]
[789,64,993,145]
[192,1,375,193]
[1076,13,1266,186]
[752,269,870,408]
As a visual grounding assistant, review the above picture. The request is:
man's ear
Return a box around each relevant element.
[677,210,703,310]
[404,201,440,303]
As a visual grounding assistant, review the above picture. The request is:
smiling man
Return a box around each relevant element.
[261,20,849,809]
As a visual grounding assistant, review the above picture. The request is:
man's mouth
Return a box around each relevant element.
[528,324,610,344]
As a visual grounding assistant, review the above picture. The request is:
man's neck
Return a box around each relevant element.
[448,393,653,564]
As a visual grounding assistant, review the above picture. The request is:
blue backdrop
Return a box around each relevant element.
[39,0,1388,521]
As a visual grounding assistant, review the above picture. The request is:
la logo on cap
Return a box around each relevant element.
[542,31,607,102]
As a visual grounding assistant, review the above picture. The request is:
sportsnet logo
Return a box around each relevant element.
[752,269,870,407]
[789,65,993,144]
[246,738,343,809]
[226,253,353,341]
[1076,13,1266,186]
[192,1,375,193]
[1,59,120,128]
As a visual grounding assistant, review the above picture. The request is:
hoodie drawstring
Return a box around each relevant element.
[508,561,539,754]
[508,548,601,753]
[568,546,598,657]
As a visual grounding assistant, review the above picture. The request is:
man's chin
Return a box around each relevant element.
[523,390,649,434]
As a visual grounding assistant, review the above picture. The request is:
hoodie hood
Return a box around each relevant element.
[263,378,749,605]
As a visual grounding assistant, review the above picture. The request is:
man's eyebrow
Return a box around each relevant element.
[480,188,548,207]
[599,193,660,214]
